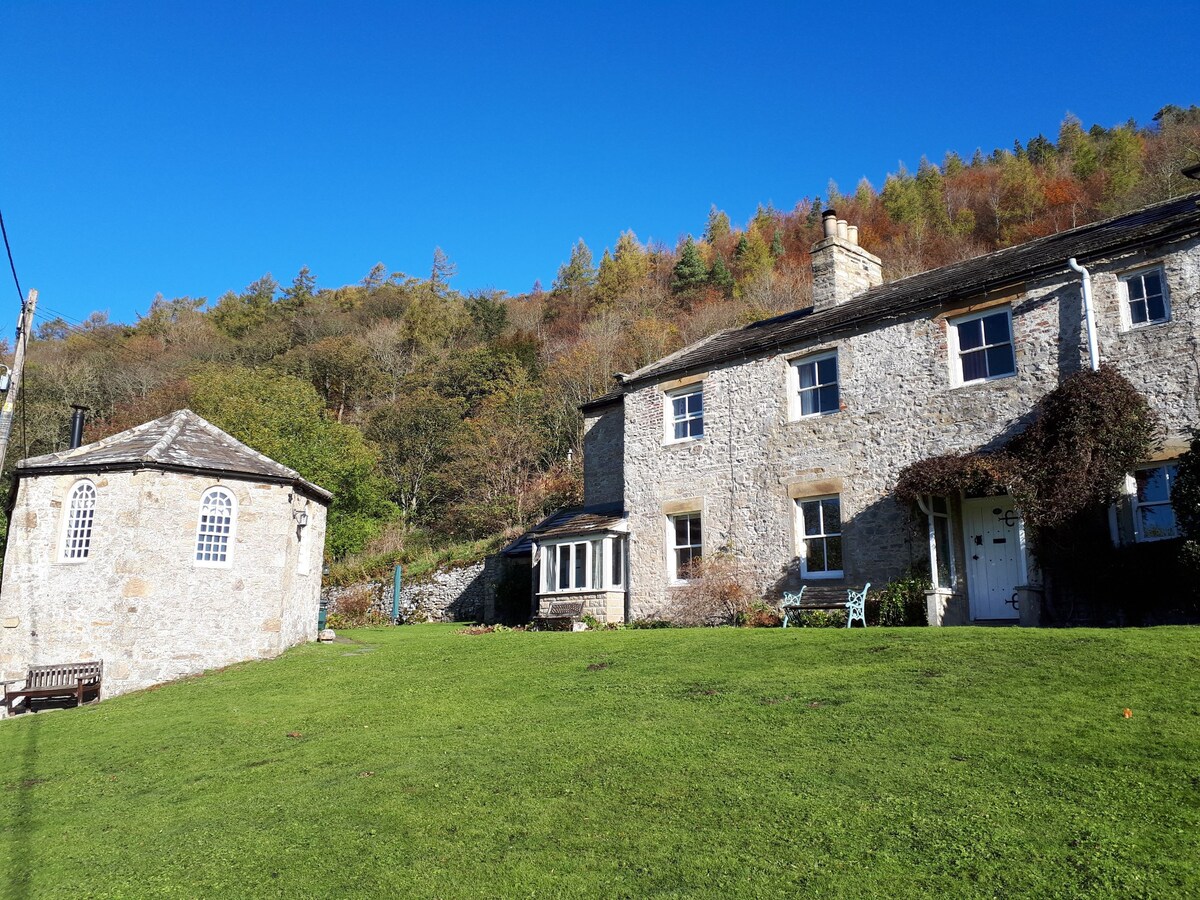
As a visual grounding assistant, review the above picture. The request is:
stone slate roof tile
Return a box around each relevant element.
[609,191,1200,391]
[17,409,333,502]
[504,503,626,556]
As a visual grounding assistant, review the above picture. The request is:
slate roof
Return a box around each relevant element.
[504,503,626,556]
[601,191,1200,393]
[17,409,333,502]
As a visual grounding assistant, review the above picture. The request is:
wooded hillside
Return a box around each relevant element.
[7,107,1199,577]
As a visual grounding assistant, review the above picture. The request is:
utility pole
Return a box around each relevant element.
[0,289,38,475]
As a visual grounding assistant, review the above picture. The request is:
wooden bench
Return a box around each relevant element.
[534,599,586,631]
[3,661,103,712]
[781,584,871,629]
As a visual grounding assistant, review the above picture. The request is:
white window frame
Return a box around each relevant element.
[194,486,237,568]
[919,494,957,590]
[667,512,702,584]
[664,384,704,444]
[609,535,625,588]
[789,350,840,420]
[1131,463,1179,543]
[58,479,97,563]
[1120,266,1171,329]
[795,494,843,579]
[947,307,1017,387]
[539,537,607,594]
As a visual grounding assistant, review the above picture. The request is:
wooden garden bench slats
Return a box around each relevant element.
[3,661,103,711]
[781,584,871,628]
[534,598,586,631]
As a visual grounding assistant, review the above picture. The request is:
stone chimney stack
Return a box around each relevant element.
[810,209,882,311]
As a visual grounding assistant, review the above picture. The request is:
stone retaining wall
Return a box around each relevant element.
[323,557,497,624]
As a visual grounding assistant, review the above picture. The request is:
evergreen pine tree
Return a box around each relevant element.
[704,205,731,243]
[709,254,734,296]
[671,237,709,294]
[553,239,596,292]
[770,229,785,259]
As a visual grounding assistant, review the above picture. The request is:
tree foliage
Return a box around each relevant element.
[189,366,396,557]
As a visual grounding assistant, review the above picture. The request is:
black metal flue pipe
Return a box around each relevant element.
[69,405,89,449]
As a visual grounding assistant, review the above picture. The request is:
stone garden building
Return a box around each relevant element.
[513,191,1200,625]
[0,409,330,705]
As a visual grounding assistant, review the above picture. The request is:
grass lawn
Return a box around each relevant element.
[2,625,1198,898]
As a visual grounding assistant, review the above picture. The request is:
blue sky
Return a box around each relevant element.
[2,1,1196,326]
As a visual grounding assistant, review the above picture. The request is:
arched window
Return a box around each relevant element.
[60,480,97,561]
[195,487,236,566]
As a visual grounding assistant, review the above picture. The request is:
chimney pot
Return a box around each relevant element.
[836,219,849,240]
[822,209,838,238]
[69,404,89,450]
[847,224,859,246]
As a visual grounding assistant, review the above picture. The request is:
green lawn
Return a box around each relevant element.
[2,625,1198,898]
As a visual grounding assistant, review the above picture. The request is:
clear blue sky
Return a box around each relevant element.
[2,0,1196,326]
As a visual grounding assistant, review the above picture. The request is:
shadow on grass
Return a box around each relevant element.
[9,712,40,900]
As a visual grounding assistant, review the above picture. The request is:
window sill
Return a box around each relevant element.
[1120,319,1173,334]
[662,436,706,448]
[951,372,1017,390]
[787,410,840,425]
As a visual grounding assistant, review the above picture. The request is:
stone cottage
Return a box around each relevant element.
[0,409,330,706]
[511,190,1200,625]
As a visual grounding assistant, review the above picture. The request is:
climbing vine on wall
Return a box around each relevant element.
[895,365,1159,528]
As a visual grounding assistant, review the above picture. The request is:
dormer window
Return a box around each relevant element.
[59,480,96,562]
[195,487,236,566]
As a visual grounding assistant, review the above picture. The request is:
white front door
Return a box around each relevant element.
[962,496,1025,621]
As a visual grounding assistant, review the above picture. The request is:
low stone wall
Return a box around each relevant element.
[323,558,497,624]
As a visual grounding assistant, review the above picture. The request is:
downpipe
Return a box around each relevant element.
[1068,258,1100,371]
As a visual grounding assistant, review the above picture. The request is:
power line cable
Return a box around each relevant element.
[30,308,160,367]
[0,207,24,306]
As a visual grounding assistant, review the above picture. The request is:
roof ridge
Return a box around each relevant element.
[144,410,189,462]
[625,328,733,380]
[188,412,307,481]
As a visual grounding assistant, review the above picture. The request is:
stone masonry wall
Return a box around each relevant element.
[323,558,493,624]
[583,404,624,507]
[623,233,1200,620]
[0,470,327,708]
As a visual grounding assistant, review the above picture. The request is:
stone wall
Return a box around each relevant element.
[0,470,327,710]
[323,557,495,624]
[621,233,1200,621]
[583,403,624,507]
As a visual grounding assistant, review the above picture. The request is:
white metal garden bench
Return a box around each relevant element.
[781,584,870,628]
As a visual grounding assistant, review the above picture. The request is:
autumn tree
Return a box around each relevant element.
[190,366,396,556]
[365,389,466,523]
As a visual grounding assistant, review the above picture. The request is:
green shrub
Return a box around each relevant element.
[739,601,782,628]
[326,586,391,628]
[794,609,847,628]
[872,571,931,626]
[629,618,674,629]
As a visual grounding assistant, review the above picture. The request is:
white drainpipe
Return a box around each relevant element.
[1068,258,1100,371]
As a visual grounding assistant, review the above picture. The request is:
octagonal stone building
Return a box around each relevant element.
[0,409,330,706]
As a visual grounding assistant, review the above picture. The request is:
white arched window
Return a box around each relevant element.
[60,479,97,561]
[195,487,236,566]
